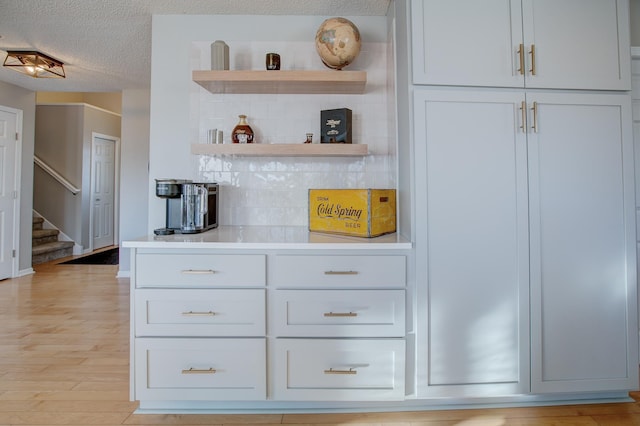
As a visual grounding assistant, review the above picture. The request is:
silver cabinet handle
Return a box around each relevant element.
[324,368,357,375]
[181,311,216,316]
[324,270,358,275]
[182,368,216,374]
[181,269,216,274]
[324,312,357,317]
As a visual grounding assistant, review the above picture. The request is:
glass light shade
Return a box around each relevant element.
[3,50,65,78]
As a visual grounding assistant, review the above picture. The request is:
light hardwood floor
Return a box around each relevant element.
[1,258,640,425]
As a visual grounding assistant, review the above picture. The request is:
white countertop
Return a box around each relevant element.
[122,226,412,250]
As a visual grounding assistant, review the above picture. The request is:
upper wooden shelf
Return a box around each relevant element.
[191,143,368,157]
[192,70,367,94]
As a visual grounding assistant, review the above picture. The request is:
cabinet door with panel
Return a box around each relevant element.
[411,0,523,88]
[413,89,531,398]
[528,92,637,393]
[521,0,630,90]
[410,0,630,90]
[414,89,638,396]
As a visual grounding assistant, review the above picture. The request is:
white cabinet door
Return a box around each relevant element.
[410,0,630,90]
[522,0,630,90]
[528,92,638,393]
[411,0,524,87]
[413,89,530,397]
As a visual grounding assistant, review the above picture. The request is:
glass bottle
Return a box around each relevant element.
[303,133,313,143]
[232,115,254,144]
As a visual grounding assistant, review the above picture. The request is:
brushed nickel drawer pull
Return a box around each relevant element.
[324,368,357,375]
[324,270,358,275]
[182,311,216,317]
[324,312,357,317]
[182,367,217,374]
[181,269,216,274]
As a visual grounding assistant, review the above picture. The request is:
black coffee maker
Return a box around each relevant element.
[154,179,218,235]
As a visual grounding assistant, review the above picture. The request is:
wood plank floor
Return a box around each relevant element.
[0,260,639,425]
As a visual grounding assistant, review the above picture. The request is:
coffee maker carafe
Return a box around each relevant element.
[180,183,208,233]
[154,179,218,235]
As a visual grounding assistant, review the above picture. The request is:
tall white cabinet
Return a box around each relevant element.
[400,0,638,399]
[528,93,636,393]
[412,89,531,397]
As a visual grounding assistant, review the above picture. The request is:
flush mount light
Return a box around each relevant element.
[3,50,65,78]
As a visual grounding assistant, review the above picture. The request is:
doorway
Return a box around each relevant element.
[90,133,120,251]
[0,106,21,279]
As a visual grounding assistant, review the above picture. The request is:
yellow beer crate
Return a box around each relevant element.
[308,189,396,237]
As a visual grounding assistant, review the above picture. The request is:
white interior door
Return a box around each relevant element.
[0,107,20,279]
[91,135,116,250]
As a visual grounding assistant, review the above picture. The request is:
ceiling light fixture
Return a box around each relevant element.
[3,50,65,78]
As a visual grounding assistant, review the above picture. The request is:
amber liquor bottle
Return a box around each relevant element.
[232,115,254,144]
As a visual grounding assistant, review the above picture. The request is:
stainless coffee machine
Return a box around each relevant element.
[154,179,218,235]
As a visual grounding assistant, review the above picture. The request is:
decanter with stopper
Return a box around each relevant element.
[232,115,254,144]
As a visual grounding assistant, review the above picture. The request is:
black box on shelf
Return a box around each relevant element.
[321,108,352,143]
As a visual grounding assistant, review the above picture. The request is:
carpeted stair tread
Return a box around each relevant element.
[32,216,44,230]
[32,240,74,256]
[32,229,60,239]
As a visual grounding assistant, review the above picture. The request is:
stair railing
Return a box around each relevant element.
[33,155,81,195]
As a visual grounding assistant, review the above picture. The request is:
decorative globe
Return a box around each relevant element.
[315,17,362,70]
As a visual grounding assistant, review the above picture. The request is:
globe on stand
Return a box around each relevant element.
[315,17,362,70]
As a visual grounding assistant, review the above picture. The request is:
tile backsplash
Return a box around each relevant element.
[190,40,396,227]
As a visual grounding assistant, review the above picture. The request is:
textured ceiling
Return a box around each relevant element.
[0,0,390,93]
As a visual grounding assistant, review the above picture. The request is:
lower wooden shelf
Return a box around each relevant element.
[191,143,368,157]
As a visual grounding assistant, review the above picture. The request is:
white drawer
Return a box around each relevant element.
[271,338,405,401]
[135,253,265,288]
[270,290,405,337]
[135,289,265,337]
[135,338,266,401]
[270,255,405,288]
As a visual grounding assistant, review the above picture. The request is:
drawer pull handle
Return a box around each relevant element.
[324,368,357,375]
[182,368,217,375]
[324,312,357,317]
[324,270,358,275]
[182,311,216,317]
[181,269,216,275]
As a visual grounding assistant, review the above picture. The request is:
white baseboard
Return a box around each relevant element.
[116,269,130,278]
[17,268,35,277]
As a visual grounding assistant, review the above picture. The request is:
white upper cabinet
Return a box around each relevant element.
[411,0,524,87]
[411,0,631,90]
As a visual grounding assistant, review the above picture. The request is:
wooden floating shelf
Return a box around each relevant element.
[191,143,369,157]
[192,70,367,94]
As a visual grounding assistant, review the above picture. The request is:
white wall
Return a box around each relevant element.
[149,14,392,231]
[0,81,35,274]
[119,89,150,274]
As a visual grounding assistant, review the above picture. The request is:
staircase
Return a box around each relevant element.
[32,216,75,265]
